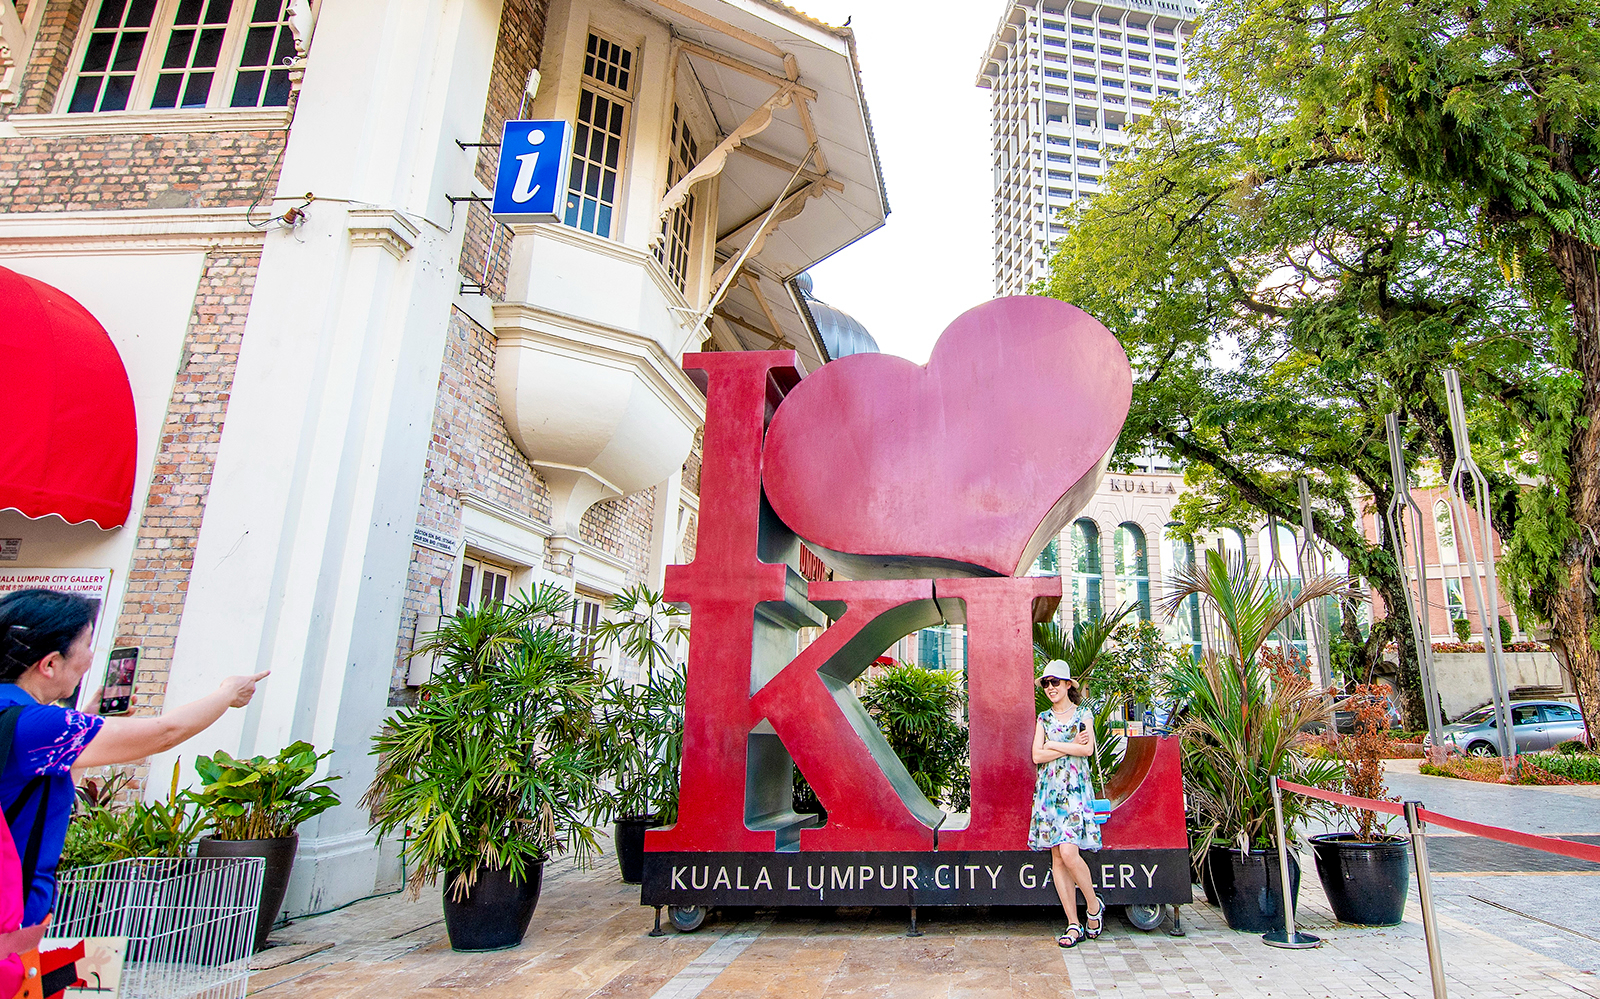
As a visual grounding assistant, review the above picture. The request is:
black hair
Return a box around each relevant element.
[0,589,96,682]
[1038,674,1083,705]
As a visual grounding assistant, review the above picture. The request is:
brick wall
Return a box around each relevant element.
[579,490,656,582]
[391,306,555,702]
[0,129,291,213]
[108,249,259,788]
[458,0,548,298]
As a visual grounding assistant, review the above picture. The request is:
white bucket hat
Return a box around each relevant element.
[1039,659,1073,685]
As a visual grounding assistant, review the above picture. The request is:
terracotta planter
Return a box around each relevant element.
[441,863,544,952]
[1310,833,1409,926]
[197,834,298,953]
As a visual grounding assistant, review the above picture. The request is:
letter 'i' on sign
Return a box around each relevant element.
[491,120,571,223]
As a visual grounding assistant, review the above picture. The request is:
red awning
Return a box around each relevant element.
[0,266,137,530]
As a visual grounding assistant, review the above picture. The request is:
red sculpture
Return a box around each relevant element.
[644,298,1188,914]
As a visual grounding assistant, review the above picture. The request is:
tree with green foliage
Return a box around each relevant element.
[1185,0,1600,752]
[1044,5,1580,726]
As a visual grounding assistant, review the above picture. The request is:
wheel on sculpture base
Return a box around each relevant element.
[1125,903,1168,931]
[669,905,708,932]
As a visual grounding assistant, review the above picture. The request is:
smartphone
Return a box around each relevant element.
[99,647,138,716]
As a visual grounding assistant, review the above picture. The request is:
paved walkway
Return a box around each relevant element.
[244,765,1600,998]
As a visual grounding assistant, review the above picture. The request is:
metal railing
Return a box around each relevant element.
[51,856,264,999]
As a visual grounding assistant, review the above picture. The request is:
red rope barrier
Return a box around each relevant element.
[1276,780,1406,817]
[1416,808,1600,865]
[1275,780,1600,866]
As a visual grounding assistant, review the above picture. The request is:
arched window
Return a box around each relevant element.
[1163,524,1201,658]
[1069,518,1102,628]
[1115,522,1152,621]
[1219,527,1247,566]
[1434,500,1458,564]
[1028,537,1061,576]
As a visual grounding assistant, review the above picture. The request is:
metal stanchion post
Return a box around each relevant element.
[1263,777,1319,948]
[1406,801,1448,999]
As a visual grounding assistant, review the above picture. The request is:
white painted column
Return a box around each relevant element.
[153,0,508,915]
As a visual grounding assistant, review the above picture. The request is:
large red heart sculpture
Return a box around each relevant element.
[762,296,1131,578]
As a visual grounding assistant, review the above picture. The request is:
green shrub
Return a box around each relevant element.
[187,741,340,841]
[1534,753,1600,783]
[1452,618,1472,643]
[859,664,970,810]
[1555,739,1592,756]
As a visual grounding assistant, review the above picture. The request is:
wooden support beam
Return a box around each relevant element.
[651,0,786,58]
[730,143,843,193]
[654,79,795,229]
[716,308,792,349]
[743,273,787,345]
[680,41,817,102]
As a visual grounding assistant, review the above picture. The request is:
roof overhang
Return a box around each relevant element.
[632,0,888,366]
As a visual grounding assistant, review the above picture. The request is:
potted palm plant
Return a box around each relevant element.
[188,741,341,951]
[1310,682,1409,925]
[367,584,611,952]
[1164,550,1345,933]
[594,585,688,884]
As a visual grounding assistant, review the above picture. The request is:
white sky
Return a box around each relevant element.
[798,1,1002,363]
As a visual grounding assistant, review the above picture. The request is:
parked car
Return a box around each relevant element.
[1423,700,1589,756]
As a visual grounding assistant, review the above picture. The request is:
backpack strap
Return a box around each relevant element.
[0,706,50,902]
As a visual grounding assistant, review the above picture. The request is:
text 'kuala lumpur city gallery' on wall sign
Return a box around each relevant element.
[638,295,1193,909]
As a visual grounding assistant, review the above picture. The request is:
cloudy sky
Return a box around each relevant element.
[798,1,1003,363]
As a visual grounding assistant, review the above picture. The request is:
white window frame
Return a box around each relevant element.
[455,554,515,612]
[562,29,637,239]
[59,0,304,114]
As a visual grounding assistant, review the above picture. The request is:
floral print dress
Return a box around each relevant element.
[1029,705,1101,851]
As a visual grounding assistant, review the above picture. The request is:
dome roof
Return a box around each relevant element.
[794,272,879,360]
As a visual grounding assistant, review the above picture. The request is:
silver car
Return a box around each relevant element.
[1424,700,1589,756]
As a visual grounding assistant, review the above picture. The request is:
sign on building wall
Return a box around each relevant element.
[491,120,572,224]
[0,569,115,652]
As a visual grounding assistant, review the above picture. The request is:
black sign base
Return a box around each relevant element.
[642,850,1192,908]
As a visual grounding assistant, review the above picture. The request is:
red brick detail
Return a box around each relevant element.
[458,0,548,297]
[105,250,257,786]
[0,129,289,213]
[579,491,656,579]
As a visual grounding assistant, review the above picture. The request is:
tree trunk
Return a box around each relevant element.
[1548,229,1600,744]
[1368,580,1425,729]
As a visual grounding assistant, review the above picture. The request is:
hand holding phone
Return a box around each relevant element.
[98,648,138,716]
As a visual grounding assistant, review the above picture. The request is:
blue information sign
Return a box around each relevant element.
[491,120,571,224]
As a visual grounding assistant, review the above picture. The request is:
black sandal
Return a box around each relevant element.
[1058,925,1085,948]
[1085,901,1105,939]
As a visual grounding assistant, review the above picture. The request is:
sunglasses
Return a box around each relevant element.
[1040,677,1068,688]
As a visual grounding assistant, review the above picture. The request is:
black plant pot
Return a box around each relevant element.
[1197,851,1219,907]
[1310,833,1410,926]
[197,834,298,953]
[614,815,664,885]
[1206,844,1300,933]
[441,863,544,952]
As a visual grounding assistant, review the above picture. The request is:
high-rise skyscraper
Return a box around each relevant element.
[978,1,1199,296]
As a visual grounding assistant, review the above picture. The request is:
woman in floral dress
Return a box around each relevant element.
[1030,659,1103,947]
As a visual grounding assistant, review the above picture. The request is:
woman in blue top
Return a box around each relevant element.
[1030,659,1103,948]
[0,589,268,927]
